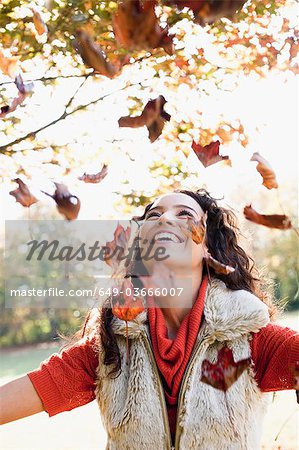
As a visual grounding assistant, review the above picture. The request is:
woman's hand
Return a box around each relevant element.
[0,375,44,425]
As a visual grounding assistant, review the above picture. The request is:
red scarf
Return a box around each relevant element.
[147,274,209,440]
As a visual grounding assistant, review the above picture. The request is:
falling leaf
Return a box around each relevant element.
[191,139,230,168]
[42,183,81,220]
[250,152,278,190]
[102,223,132,272]
[112,0,174,54]
[243,205,292,230]
[201,345,251,392]
[204,249,235,275]
[112,276,145,363]
[74,29,119,78]
[180,213,207,244]
[167,0,246,25]
[78,164,108,183]
[15,74,34,95]
[0,49,19,78]
[112,278,145,322]
[118,95,171,142]
[1,75,34,118]
[286,37,299,60]
[9,178,38,208]
[32,8,48,36]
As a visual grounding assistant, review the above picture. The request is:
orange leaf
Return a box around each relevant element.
[191,139,230,168]
[0,49,19,78]
[32,8,48,36]
[102,223,131,272]
[201,345,251,392]
[78,164,108,183]
[243,205,292,230]
[112,0,174,54]
[250,152,278,190]
[9,178,38,208]
[180,213,207,244]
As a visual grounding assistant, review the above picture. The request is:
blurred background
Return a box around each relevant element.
[0,0,298,448]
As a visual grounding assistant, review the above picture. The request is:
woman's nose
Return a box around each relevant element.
[157,211,176,226]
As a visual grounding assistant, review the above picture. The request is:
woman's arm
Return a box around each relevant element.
[0,375,45,425]
[1,334,99,425]
[250,323,299,391]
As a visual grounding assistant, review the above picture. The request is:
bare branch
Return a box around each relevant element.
[0,79,146,154]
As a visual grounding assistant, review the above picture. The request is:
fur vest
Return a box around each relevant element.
[95,277,271,450]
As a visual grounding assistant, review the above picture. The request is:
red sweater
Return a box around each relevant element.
[28,294,299,438]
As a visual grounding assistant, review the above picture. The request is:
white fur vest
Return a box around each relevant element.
[95,277,271,450]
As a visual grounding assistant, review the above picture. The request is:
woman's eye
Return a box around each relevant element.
[177,209,193,217]
[145,212,160,219]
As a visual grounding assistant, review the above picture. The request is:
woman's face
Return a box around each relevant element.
[138,193,206,274]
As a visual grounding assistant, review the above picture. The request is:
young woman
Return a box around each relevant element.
[1,189,298,450]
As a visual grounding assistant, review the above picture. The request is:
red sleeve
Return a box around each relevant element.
[250,323,299,391]
[27,335,99,417]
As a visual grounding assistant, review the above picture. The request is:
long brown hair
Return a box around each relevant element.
[60,188,279,378]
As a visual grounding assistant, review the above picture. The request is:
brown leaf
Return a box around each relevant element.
[180,213,207,245]
[204,249,235,275]
[9,178,38,208]
[74,29,119,78]
[191,139,230,168]
[102,223,132,272]
[243,205,292,230]
[78,164,108,183]
[32,8,48,35]
[42,183,81,220]
[250,152,278,190]
[118,95,171,142]
[112,0,174,55]
[166,0,246,25]
[1,75,34,118]
[201,345,251,392]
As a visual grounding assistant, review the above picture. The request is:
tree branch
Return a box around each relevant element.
[0,79,146,154]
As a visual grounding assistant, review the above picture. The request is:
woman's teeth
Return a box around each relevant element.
[154,232,181,243]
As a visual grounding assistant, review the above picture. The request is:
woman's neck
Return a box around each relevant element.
[157,265,203,337]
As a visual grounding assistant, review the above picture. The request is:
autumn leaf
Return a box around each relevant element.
[201,345,251,392]
[191,139,230,168]
[204,249,235,276]
[112,0,174,55]
[1,74,35,118]
[250,152,278,190]
[9,178,38,208]
[118,95,171,142]
[42,183,81,220]
[112,276,145,363]
[180,213,207,244]
[112,277,145,322]
[102,223,132,272]
[74,29,119,78]
[243,205,292,230]
[0,49,19,78]
[78,163,108,183]
[166,0,246,25]
[32,8,48,36]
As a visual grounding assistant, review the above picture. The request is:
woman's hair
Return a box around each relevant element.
[59,188,279,378]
